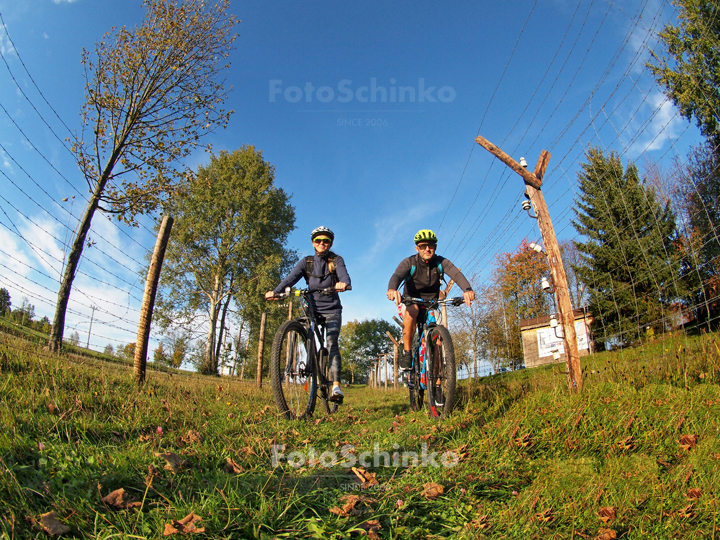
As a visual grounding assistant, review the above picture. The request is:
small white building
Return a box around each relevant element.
[519,309,594,368]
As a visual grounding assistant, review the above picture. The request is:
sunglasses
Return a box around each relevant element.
[416,243,436,251]
[313,238,331,244]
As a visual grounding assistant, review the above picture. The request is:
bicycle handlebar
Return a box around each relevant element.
[402,296,465,308]
[267,285,352,300]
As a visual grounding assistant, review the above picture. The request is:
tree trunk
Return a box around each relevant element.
[49,181,104,352]
[202,272,223,374]
[134,215,173,385]
[215,295,231,366]
[231,319,244,377]
[256,312,267,388]
[239,333,248,380]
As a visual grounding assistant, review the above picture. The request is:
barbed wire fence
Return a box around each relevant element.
[2,1,718,381]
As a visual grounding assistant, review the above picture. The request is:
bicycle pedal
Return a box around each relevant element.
[328,394,344,405]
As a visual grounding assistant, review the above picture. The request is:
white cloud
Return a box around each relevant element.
[52,0,79,4]
[628,90,686,155]
[0,23,15,57]
[1,149,13,173]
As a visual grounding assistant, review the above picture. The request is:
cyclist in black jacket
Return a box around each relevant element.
[266,226,351,402]
[387,229,474,370]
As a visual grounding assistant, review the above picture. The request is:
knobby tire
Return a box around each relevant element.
[425,324,456,419]
[408,334,424,411]
[318,347,339,415]
[270,320,317,420]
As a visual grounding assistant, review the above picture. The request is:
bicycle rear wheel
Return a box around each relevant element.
[425,325,456,419]
[408,335,424,411]
[270,320,317,420]
[318,347,339,415]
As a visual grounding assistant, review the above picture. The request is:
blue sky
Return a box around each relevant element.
[0,0,703,357]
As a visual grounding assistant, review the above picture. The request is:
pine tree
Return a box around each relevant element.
[572,148,681,345]
[0,288,10,316]
[647,0,720,147]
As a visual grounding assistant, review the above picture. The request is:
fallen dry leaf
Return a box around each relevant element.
[146,464,160,486]
[467,515,490,530]
[454,443,470,462]
[515,433,532,448]
[39,511,70,536]
[155,452,189,474]
[329,494,376,517]
[595,528,617,540]
[597,506,616,524]
[163,512,205,536]
[225,457,244,474]
[357,518,381,539]
[351,467,379,487]
[678,504,696,519]
[679,434,698,451]
[180,430,203,445]
[535,508,554,523]
[102,488,142,510]
[686,488,702,501]
[616,436,636,451]
[421,482,444,500]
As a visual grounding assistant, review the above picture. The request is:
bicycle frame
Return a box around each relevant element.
[403,295,463,417]
[294,291,332,390]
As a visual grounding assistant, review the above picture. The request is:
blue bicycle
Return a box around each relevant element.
[403,296,463,419]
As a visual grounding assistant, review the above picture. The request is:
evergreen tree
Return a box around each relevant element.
[674,143,720,325]
[572,148,681,345]
[647,0,720,147]
[0,288,10,316]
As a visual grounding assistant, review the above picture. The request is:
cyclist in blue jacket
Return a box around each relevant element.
[387,229,474,370]
[265,226,351,402]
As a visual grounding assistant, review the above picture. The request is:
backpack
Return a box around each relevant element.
[305,252,338,284]
[406,255,445,285]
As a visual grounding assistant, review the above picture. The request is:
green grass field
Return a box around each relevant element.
[1,330,719,539]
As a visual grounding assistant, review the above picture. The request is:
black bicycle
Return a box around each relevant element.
[403,296,463,419]
[268,286,350,420]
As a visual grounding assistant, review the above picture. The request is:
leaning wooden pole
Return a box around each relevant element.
[475,135,582,392]
[134,215,174,385]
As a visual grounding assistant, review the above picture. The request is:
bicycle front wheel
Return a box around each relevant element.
[270,320,317,420]
[408,334,424,412]
[425,325,456,419]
